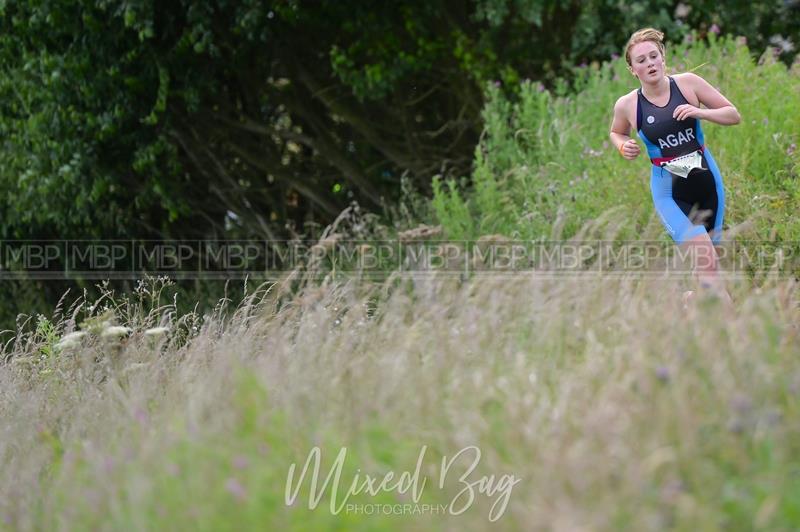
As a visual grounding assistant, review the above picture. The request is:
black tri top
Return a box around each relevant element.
[636,76,706,165]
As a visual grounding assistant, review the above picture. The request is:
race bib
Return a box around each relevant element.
[661,150,705,178]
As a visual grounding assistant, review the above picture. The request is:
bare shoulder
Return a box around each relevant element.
[674,71,734,109]
[616,89,638,105]
[613,89,637,113]
[674,72,717,92]
[672,73,703,105]
[673,72,704,85]
[612,89,638,129]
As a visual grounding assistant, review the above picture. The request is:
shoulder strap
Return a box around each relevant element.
[636,90,643,131]
[667,76,678,105]
[670,75,691,105]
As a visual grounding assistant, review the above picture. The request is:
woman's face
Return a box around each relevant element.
[628,41,665,82]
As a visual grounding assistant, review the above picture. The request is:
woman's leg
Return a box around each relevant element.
[650,165,732,307]
[681,231,733,306]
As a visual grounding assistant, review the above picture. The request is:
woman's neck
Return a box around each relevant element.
[641,75,670,101]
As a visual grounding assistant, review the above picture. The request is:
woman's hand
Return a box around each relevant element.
[619,138,641,160]
[673,104,707,121]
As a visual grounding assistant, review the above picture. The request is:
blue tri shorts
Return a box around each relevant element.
[650,148,725,245]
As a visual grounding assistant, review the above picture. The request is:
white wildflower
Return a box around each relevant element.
[101,326,132,339]
[60,331,88,343]
[143,327,169,337]
[55,331,88,351]
[769,35,795,54]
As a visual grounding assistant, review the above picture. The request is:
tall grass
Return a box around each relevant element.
[432,34,800,242]
[1,270,799,530]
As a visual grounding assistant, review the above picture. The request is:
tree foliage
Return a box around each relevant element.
[0,0,797,241]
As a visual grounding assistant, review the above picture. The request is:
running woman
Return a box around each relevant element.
[609,28,740,304]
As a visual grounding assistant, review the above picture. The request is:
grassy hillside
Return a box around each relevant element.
[431,34,800,243]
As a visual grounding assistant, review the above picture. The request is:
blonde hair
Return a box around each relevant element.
[624,28,665,66]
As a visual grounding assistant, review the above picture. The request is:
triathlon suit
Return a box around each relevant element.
[636,76,725,244]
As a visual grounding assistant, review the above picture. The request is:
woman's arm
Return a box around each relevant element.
[673,73,741,125]
[610,95,641,159]
[697,106,741,125]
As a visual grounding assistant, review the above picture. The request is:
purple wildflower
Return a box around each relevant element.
[225,478,248,502]
[103,456,116,474]
[729,393,753,414]
[166,462,181,477]
[709,24,720,35]
[133,408,148,427]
